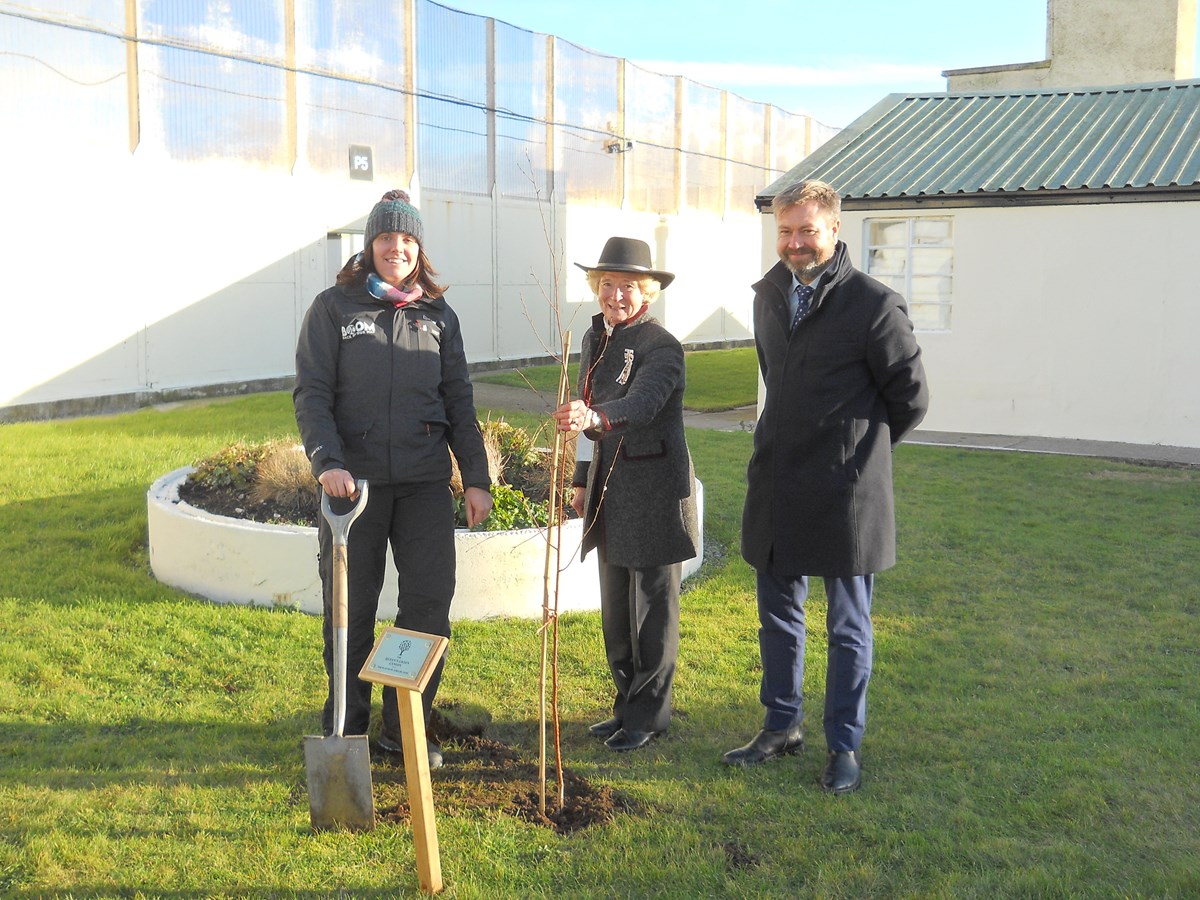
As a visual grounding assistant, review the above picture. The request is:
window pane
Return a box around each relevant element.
[866,215,954,332]
[872,274,906,294]
[868,220,907,245]
[913,218,952,244]
[912,247,954,276]
[911,275,953,301]
[910,302,951,330]
[868,248,907,276]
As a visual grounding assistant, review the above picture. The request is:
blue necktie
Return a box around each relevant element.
[791,283,814,331]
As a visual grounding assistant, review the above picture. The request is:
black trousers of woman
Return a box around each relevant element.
[597,559,681,734]
[318,481,455,738]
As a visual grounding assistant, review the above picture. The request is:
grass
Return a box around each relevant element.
[1,361,1198,897]
[476,347,759,412]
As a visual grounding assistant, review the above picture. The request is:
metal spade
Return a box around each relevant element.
[304,479,375,832]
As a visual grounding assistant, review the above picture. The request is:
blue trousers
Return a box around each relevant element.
[755,570,874,751]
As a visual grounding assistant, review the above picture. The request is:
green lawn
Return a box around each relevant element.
[476,346,759,412]
[0,369,1197,897]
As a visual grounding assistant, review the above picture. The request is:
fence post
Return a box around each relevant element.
[124,0,139,153]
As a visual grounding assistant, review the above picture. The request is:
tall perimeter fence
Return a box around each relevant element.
[0,0,838,417]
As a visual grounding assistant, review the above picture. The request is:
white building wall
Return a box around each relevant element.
[0,142,761,416]
[0,146,356,411]
[1,2,820,420]
[827,201,1200,448]
[556,206,759,346]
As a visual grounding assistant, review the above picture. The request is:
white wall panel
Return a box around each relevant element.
[837,201,1200,447]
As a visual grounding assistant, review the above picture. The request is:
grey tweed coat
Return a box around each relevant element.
[570,312,700,568]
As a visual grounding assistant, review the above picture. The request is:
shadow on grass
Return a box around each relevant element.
[0,706,654,835]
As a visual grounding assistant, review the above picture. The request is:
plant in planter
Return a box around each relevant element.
[451,418,574,530]
[178,438,321,527]
[176,418,574,531]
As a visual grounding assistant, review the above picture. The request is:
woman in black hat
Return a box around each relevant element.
[553,236,700,752]
[294,189,493,769]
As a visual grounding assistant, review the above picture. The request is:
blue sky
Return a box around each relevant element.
[437,0,1198,127]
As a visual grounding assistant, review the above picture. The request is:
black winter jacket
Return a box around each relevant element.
[293,281,491,490]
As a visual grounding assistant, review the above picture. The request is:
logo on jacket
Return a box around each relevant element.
[341,316,376,340]
[617,349,634,385]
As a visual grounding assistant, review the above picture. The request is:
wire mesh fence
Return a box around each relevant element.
[1,0,837,211]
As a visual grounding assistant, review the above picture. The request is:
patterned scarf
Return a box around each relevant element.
[366,272,424,308]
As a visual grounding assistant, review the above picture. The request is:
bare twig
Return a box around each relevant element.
[514,150,622,817]
[539,332,571,815]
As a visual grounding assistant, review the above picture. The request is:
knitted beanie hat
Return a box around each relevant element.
[364,189,423,248]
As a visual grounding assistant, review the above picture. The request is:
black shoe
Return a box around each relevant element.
[821,750,861,794]
[588,716,622,739]
[604,728,659,752]
[376,732,444,770]
[376,731,403,754]
[721,725,805,766]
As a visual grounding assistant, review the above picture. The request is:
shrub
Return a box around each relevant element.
[187,440,269,490]
[184,420,572,531]
[457,482,548,531]
[450,417,574,530]
[250,442,318,518]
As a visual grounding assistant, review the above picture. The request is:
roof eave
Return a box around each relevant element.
[755,93,910,211]
[838,184,1200,210]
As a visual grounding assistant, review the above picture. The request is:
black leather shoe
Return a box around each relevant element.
[604,728,659,752]
[588,716,622,739]
[377,733,444,770]
[376,731,403,754]
[721,725,805,766]
[821,750,861,793]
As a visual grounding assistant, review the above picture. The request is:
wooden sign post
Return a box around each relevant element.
[360,627,448,895]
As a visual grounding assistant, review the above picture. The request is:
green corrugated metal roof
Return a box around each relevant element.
[757,79,1200,209]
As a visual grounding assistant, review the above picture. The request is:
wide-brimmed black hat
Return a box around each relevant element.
[574,236,675,288]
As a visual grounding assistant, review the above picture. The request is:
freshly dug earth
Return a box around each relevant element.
[376,735,630,834]
[179,483,620,832]
[377,708,630,834]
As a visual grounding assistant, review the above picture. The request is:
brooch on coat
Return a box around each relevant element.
[408,317,442,340]
[617,349,634,385]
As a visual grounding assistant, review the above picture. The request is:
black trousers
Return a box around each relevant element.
[318,481,455,737]
[597,559,681,733]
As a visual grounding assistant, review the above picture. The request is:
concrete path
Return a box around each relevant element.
[472,380,1200,467]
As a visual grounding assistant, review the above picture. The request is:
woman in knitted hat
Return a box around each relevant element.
[294,189,493,769]
[552,236,700,752]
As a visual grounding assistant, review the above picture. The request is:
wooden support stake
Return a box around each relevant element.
[398,688,442,894]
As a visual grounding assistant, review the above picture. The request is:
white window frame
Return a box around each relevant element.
[862,216,954,332]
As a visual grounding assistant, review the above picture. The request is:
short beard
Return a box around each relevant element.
[783,256,830,281]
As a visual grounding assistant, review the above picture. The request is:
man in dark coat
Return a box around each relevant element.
[722,180,929,793]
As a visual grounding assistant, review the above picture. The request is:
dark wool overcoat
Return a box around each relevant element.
[571,312,700,569]
[741,241,929,576]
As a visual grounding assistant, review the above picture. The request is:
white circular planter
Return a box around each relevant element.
[147,467,703,621]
